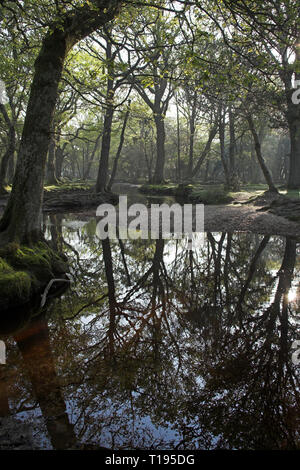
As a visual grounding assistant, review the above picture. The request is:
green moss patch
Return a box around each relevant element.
[44,181,95,194]
[0,242,68,311]
[174,184,234,205]
[0,257,31,309]
[280,189,300,199]
[188,188,234,205]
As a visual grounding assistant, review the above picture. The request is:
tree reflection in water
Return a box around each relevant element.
[0,218,299,450]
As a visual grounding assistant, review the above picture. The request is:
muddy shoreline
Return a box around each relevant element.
[49,202,300,239]
[0,190,300,239]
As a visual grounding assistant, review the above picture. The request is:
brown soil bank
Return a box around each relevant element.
[204,204,300,238]
[139,185,300,238]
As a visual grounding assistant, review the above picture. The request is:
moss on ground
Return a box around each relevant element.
[44,180,95,194]
[0,242,68,311]
[0,257,31,309]
[281,189,300,199]
[181,186,235,204]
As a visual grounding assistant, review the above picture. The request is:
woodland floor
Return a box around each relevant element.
[203,203,300,238]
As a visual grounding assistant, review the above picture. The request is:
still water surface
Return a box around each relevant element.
[0,209,299,450]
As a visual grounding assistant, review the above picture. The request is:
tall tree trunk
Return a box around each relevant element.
[46,133,58,185]
[281,45,300,189]
[250,143,259,183]
[228,106,235,174]
[108,101,130,191]
[0,31,68,244]
[84,131,102,180]
[95,40,114,193]
[7,150,15,183]
[0,1,120,244]
[187,92,197,179]
[247,115,278,193]
[0,127,15,194]
[287,107,300,189]
[191,121,218,178]
[143,136,153,183]
[95,101,114,192]
[0,104,15,194]
[153,112,166,184]
[204,159,209,181]
[175,95,181,182]
[227,106,239,190]
[55,145,64,180]
[219,107,230,185]
[133,73,171,185]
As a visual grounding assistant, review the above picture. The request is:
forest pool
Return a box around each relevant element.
[0,213,299,450]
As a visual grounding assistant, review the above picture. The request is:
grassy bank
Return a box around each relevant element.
[140,183,236,204]
[44,180,95,197]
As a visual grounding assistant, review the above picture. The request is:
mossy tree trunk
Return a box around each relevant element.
[0,1,120,245]
[0,30,67,244]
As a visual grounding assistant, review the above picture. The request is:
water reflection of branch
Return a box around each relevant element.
[236,235,270,319]
[66,293,108,321]
[118,236,131,286]
[161,310,182,376]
